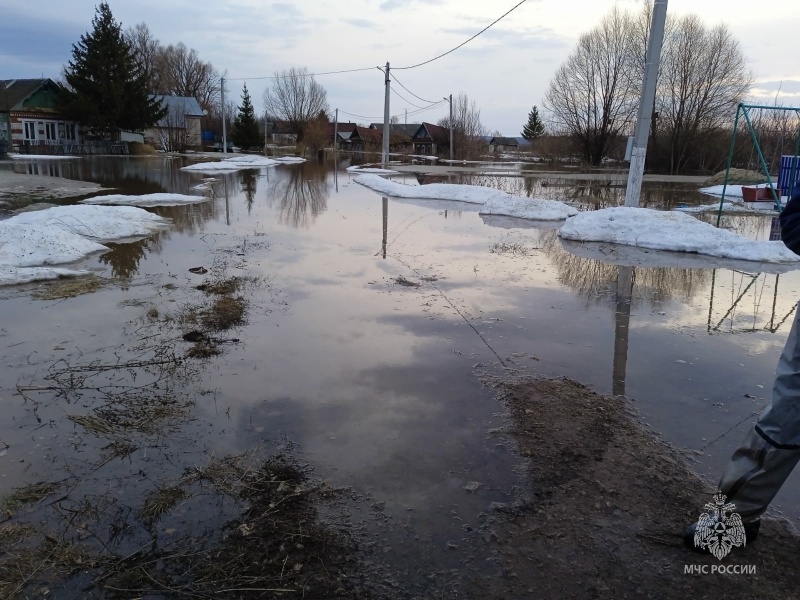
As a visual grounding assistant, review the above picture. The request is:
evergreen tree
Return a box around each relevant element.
[231,84,262,149]
[59,3,165,138]
[522,106,545,141]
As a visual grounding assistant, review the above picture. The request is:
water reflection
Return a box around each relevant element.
[542,230,709,307]
[240,170,258,214]
[613,266,633,396]
[707,270,797,335]
[265,162,330,228]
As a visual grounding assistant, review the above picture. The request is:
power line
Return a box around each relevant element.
[394,0,529,71]
[390,86,429,110]
[390,72,440,105]
[339,99,447,123]
[225,66,378,82]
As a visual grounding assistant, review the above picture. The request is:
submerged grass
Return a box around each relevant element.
[31,275,108,301]
[201,295,246,330]
[139,485,189,527]
[1,483,58,519]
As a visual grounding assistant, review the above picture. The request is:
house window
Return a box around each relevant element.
[57,123,77,141]
[24,121,37,140]
[45,122,57,141]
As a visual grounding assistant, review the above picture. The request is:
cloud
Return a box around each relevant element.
[379,0,444,11]
[343,18,378,29]
[439,24,570,52]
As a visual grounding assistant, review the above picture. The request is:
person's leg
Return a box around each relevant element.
[718,304,800,523]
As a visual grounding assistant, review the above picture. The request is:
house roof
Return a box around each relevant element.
[370,123,420,137]
[151,95,204,118]
[413,122,450,145]
[490,136,519,146]
[0,78,56,111]
[352,126,383,144]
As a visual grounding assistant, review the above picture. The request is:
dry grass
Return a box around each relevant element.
[704,168,768,185]
[394,276,420,288]
[490,241,537,257]
[139,486,189,526]
[31,275,107,301]
[1,483,58,518]
[196,276,242,295]
[201,296,246,330]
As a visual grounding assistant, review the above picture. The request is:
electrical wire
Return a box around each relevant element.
[390,72,440,105]
[390,86,429,110]
[394,0,529,70]
[225,67,378,82]
[338,99,447,123]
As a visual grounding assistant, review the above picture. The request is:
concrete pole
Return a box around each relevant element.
[613,266,634,396]
[221,77,227,155]
[448,94,454,161]
[264,108,268,154]
[624,0,667,207]
[334,108,338,152]
[382,62,390,168]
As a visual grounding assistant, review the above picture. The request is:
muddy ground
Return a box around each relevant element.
[0,169,108,209]
[466,376,800,599]
[4,371,799,598]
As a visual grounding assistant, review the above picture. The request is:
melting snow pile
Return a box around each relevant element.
[355,174,577,220]
[699,184,782,198]
[674,202,773,214]
[559,207,800,263]
[80,193,210,206]
[181,155,280,172]
[347,166,399,174]
[272,156,306,163]
[0,205,171,285]
[9,154,80,160]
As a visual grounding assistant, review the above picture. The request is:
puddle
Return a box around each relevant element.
[1,156,798,595]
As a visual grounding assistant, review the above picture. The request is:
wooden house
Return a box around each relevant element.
[411,122,450,156]
[0,78,81,152]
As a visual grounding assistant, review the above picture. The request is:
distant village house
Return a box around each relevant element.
[145,95,205,151]
[411,123,450,156]
[488,136,519,154]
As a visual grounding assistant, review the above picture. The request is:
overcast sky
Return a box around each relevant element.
[2,0,799,135]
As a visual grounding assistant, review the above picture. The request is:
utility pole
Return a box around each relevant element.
[334,108,338,153]
[405,109,407,125]
[264,108,268,154]
[382,62,390,168]
[221,77,227,155]
[624,0,667,207]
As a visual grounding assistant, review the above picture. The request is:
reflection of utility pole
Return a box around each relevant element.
[221,77,227,155]
[224,175,230,226]
[613,266,634,396]
[382,197,388,259]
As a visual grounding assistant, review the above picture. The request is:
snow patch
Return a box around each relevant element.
[674,202,774,215]
[346,166,399,174]
[699,184,783,199]
[559,207,800,264]
[272,156,307,164]
[8,154,81,160]
[356,174,576,220]
[9,205,170,241]
[181,155,280,172]
[0,222,107,268]
[80,193,210,206]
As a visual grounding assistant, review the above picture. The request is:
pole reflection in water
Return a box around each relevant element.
[613,266,634,396]
[382,197,388,259]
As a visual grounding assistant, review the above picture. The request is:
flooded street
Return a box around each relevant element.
[1,155,799,597]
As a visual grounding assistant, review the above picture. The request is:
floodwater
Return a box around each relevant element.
[1,155,799,592]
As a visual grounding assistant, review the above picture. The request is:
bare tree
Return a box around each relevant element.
[543,7,639,165]
[657,15,752,173]
[153,99,191,152]
[156,42,220,111]
[263,67,329,142]
[438,92,487,159]
[125,23,162,93]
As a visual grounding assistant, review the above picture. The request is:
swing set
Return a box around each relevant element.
[715,103,800,227]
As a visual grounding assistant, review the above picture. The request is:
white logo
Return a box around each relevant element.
[694,493,747,560]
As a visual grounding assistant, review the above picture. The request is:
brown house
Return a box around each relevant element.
[411,122,450,156]
[0,78,81,152]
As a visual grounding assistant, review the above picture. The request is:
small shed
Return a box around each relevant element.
[489,136,519,154]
